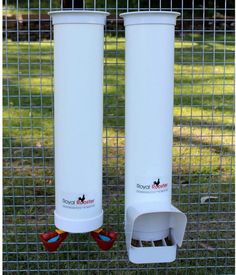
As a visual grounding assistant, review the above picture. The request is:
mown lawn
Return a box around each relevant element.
[3,33,235,273]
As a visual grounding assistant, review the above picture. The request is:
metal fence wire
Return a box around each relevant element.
[3,0,235,273]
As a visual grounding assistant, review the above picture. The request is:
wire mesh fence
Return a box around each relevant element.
[3,0,235,273]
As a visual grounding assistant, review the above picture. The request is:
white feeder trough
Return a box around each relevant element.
[49,11,109,233]
[120,11,187,264]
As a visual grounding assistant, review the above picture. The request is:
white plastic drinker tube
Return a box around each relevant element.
[49,11,109,233]
[120,11,187,264]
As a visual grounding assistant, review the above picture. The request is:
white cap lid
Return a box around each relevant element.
[120,11,180,26]
[49,10,110,25]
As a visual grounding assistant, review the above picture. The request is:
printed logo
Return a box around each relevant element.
[136,178,168,193]
[62,194,95,209]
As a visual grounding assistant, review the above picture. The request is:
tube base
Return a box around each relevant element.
[55,210,103,233]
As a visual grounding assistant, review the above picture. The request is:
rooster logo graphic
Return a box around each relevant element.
[153,178,160,186]
[78,194,85,203]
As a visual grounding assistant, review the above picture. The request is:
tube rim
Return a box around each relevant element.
[120,11,180,16]
[49,10,110,16]
[120,11,180,26]
[49,10,110,25]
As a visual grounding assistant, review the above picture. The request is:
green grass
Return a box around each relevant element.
[3,33,235,273]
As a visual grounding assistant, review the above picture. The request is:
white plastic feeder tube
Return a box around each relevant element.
[121,11,187,264]
[49,11,109,233]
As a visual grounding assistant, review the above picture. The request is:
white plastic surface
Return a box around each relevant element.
[120,11,180,26]
[121,11,187,263]
[49,11,109,25]
[50,11,109,233]
[127,202,184,263]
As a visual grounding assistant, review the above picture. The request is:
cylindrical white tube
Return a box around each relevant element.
[49,11,109,233]
[121,11,180,241]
